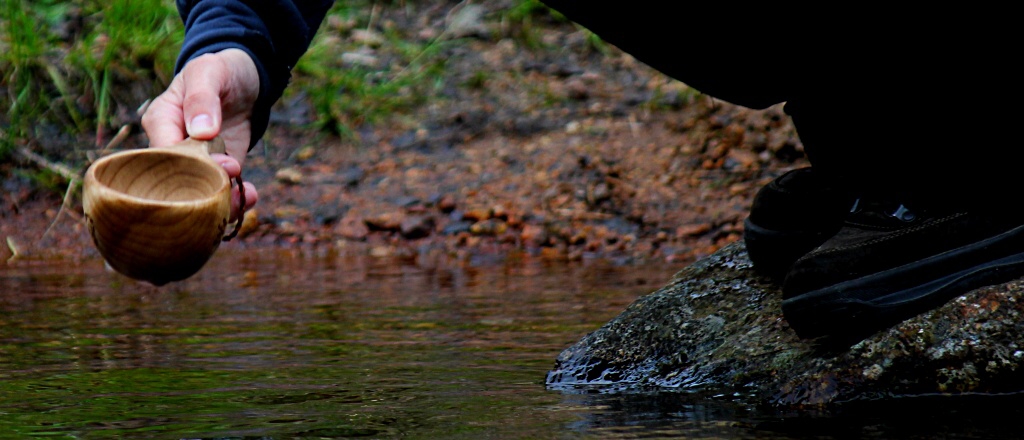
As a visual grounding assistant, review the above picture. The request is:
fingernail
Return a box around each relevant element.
[188,114,215,137]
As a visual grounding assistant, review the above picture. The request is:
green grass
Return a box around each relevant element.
[1,0,58,158]
[286,1,452,139]
[0,0,180,165]
[286,0,573,140]
[71,0,182,144]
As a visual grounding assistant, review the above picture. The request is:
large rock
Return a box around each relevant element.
[546,241,1024,406]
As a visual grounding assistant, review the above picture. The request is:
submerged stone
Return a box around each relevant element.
[546,241,1024,407]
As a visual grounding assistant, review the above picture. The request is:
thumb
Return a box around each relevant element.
[180,54,227,140]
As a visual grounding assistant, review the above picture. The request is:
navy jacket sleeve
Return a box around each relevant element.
[176,0,334,149]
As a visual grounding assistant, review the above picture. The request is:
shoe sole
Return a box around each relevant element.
[781,223,1024,340]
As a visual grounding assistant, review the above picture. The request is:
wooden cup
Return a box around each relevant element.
[83,138,232,285]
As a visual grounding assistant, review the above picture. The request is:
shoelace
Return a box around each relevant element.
[848,198,919,224]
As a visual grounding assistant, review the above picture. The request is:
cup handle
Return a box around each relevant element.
[202,137,247,242]
[223,174,246,242]
[172,137,245,242]
[207,136,227,155]
[167,136,226,156]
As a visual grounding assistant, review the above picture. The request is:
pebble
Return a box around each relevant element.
[275,167,304,185]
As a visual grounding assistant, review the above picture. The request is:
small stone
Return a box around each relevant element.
[273,205,306,220]
[587,182,612,204]
[491,204,508,220]
[400,215,434,239]
[565,78,589,100]
[442,220,473,235]
[369,246,393,257]
[470,219,507,236]
[295,146,316,161]
[342,50,378,68]
[351,29,384,47]
[275,167,303,185]
[339,167,364,187]
[437,195,457,213]
[462,208,492,222]
[445,3,490,39]
[364,212,403,232]
[676,223,712,238]
[540,246,565,260]
[236,208,260,238]
[335,215,369,241]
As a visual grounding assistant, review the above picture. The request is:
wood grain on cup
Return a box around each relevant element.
[83,138,231,286]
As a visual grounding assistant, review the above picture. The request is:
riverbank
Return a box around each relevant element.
[0,1,808,270]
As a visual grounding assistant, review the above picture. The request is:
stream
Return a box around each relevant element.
[1,247,1021,438]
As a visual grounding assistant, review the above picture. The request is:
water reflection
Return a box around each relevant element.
[3,248,1022,439]
[0,247,682,438]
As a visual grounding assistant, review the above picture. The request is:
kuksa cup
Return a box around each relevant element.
[83,137,234,286]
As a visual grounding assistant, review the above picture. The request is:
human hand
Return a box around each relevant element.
[141,48,260,220]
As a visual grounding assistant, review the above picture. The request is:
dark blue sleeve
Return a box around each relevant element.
[176,0,334,149]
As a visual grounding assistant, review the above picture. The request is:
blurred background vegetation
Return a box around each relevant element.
[0,0,564,195]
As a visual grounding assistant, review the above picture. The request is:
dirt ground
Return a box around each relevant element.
[0,1,809,268]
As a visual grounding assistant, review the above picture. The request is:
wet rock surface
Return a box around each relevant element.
[546,241,1024,407]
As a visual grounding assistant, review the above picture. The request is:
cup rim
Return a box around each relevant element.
[85,147,231,207]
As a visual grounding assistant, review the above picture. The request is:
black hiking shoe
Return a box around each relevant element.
[743,167,851,281]
[781,199,1024,341]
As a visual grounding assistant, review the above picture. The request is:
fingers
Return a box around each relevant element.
[211,49,259,162]
[140,79,187,148]
[213,152,258,220]
[241,181,258,211]
[142,48,259,162]
[141,51,235,146]
[217,119,252,168]
[180,54,226,141]
[211,153,241,179]
[230,181,259,222]
[140,54,223,147]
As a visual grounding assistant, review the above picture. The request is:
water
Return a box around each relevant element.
[3,248,1024,439]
